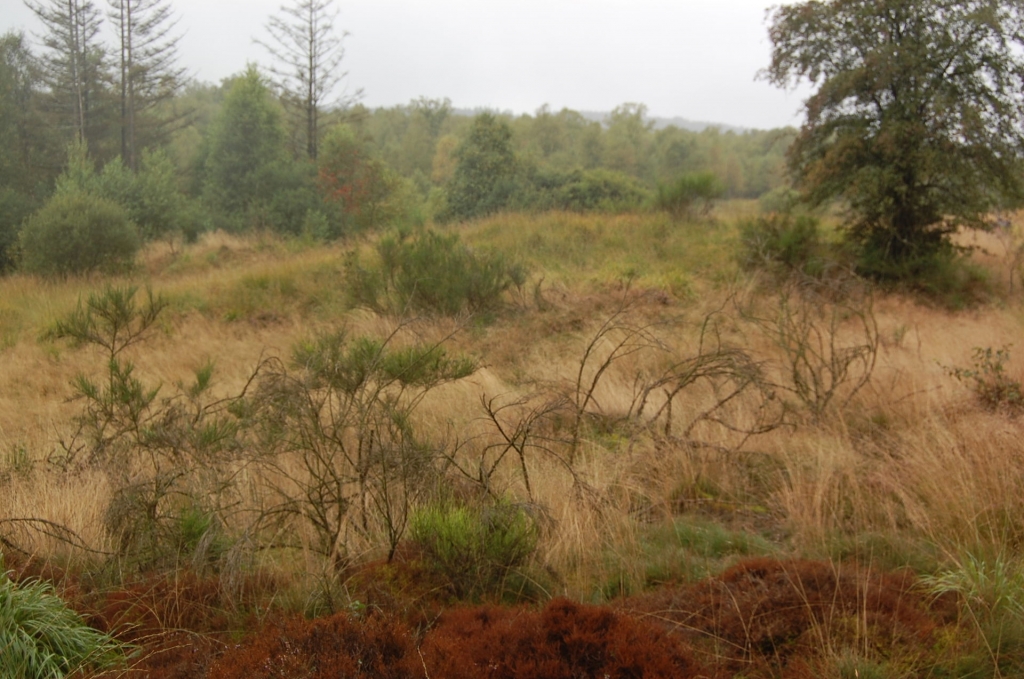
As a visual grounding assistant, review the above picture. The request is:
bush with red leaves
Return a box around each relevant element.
[207,613,418,679]
[420,597,705,679]
[623,557,941,676]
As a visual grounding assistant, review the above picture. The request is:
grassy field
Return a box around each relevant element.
[4,204,1024,677]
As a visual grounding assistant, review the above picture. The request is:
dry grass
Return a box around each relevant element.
[4,211,1024,633]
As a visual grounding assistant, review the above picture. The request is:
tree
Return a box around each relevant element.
[25,0,111,152]
[256,0,360,160]
[442,112,519,222]
[106,0,187,171]
[0,31,58,271]
[765,0,1024,278]
[201,67,292,228]
[317,124,397,232]
[603,103,653,180]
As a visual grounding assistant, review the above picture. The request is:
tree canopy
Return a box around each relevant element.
[766,0,1024,277]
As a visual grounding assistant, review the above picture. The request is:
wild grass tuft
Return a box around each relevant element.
[0,567,129,678]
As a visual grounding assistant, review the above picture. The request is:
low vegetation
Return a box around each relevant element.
[0,204,1023,677]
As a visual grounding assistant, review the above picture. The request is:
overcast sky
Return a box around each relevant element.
[1,0,811,130]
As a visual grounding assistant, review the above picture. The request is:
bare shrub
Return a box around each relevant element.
[744,278,879,420]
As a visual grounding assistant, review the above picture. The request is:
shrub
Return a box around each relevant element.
[758,185,801,214]
[420,598,704,679]
[19,191,139,276]
[409,501,539,601]
[860,239,991,309]
[946,346,1024,412]
[739,211,826,277]
[0,568,128,678]
[655,171,724,218]
[345,230,526,316]
[527,168,649,213]
[0,187,35,272]
[207,612,418,679]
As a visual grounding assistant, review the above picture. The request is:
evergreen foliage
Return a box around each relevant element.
[656,171,724,218]
[344,229,526,315]
[256,0,358,160]
[442,113,519,222]
[410,501,539,600]
[201,66,316,234]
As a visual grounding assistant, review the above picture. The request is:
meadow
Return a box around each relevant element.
[4,203,1024,677]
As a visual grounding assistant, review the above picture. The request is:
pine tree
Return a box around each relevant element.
[26,0,111,151]
[106,0,187,171]
[256,0,360,160]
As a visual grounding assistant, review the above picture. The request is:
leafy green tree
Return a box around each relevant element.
[766,0,1024,279]
[603,103,653,180]
[19,190,139,276]
[52,140,193,242]
[317,124,398,233]
[442,112,519,222]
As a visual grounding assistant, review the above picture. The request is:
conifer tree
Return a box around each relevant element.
[25,0,111,150]
[257,0,360,160]
[106,0,187,170]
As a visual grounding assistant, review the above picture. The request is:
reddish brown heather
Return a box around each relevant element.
[622,557,950,678]
[418,597,706,679]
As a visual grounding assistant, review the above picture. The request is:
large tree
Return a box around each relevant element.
[106,0,187,171]
[256,0,360,160]
[766,0,1024,277]
[26,0,111,151]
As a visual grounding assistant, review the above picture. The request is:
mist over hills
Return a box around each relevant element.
[453,107,755,133]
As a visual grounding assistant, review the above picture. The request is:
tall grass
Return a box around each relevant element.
[2,209,1024,651]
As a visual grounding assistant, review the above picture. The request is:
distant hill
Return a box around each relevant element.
[453,106,751,133]
[577,111,749,133]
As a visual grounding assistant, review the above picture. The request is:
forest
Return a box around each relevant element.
[0,19,795,276]
[5,0,1024,678]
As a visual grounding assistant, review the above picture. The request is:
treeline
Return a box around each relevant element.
[0,4,796,277]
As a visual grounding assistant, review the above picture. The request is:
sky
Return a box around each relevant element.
[0,0,812,130]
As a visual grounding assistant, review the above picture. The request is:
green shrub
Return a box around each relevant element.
[409,501,539,601]
[345,230,526,316]
[946,346,1024,411]
[0,569,128,677]
[0,187,35,273]
[739,212,826,277]
[758,185,801,214]
[19,191,140,276]
[555,168,649,212]
[655,171,724,218]
[856,237,990,308]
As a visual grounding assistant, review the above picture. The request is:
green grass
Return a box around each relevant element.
[0,568,129,678]
[599,515,778,599]
[460,208,747,288]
